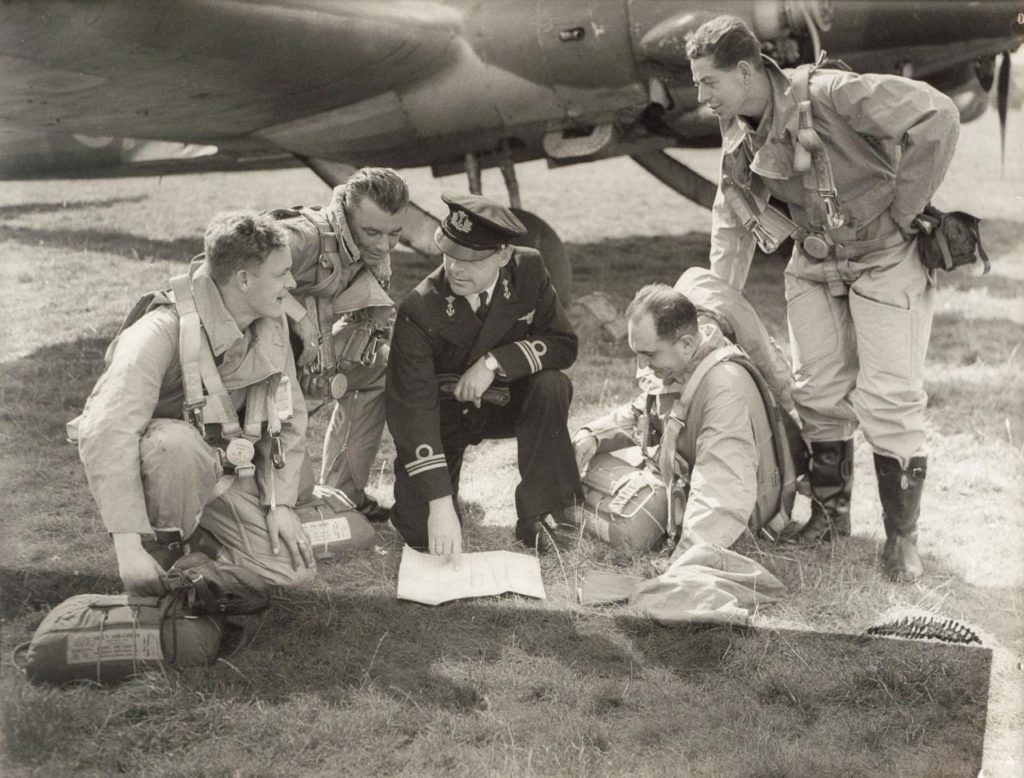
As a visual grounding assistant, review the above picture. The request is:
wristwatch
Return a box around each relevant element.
[483,352,500,372]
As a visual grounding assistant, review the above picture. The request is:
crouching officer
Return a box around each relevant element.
[275,167,409,522]
[75,212,316,595]
[386,193,583,561]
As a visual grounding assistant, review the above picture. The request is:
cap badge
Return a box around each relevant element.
[450,210,473,234]
[445,295,456,317]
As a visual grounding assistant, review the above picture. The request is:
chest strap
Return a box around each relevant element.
[168,274,284,480]
[791,54,845,231]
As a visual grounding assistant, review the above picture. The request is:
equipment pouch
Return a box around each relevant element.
[914,205,990,274]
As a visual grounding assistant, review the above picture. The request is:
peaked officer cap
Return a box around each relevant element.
[434,191,528,262]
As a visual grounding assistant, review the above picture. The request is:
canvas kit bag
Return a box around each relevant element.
[12,553,272,686]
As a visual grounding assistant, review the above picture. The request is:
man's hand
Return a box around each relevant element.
[453,357,496,407]
[112,533,167,596]
[427,497,462,568]
[573,433,598,473]
[266,506,315,570]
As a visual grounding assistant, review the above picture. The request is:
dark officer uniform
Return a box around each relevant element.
[386,193,582,548]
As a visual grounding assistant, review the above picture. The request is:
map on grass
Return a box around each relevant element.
[396,546,546,605]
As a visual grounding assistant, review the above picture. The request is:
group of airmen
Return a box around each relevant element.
[76,16,959,595]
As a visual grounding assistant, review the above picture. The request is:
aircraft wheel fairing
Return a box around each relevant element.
[511,208,571,304]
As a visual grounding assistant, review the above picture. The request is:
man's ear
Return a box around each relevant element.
[497,245,514,267]
[675,331,697,352]
[737,59,753,81]
[235,267,251,292]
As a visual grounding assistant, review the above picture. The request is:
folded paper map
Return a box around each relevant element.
[396,546,546,606]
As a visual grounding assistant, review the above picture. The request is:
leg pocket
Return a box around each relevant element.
[787,285,839,368]
[849,287,913,382]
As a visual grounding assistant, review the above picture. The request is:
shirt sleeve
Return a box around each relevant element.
[709,178,759,291]
[386,308,452,503]
[828,73,960,229]
[680,369,759,548]
[580,396,644,454]
[77,310,178,535]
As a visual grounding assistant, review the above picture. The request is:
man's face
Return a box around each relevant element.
[346,197,406,262]
[691,56,752,121]
[628,313,696,384]
[243,245,295,319]
[443,247,510,297]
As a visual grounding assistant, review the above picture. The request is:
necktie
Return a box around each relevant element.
[476,291,489,320]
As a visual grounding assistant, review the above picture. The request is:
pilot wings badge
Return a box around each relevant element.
[450,210,473,233]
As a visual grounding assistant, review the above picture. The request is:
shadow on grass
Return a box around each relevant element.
[0,224,200,263]
[0,567,122,620]
[0,195,148,219]
[0,336,110,442]
[216,589,989,773]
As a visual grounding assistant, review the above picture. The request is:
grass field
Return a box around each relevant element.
[1,108,1021,776]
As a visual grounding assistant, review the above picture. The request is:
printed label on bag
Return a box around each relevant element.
[66,627,163,664]
[303,516,353,545]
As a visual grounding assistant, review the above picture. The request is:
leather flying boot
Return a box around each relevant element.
[797,440,854,543]
[875,453,926,583]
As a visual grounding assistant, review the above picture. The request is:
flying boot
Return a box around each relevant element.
[797,439,854,543]
[874,453,926,583]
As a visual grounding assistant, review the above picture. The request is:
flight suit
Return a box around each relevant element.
[579,325,778,551]
[386,248,581,548]
[275,204,392,507]
[77,262,315,586]
[710,56,959,463]
[709,55,957,571]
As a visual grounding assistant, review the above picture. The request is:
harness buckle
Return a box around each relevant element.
[185,402,205,432]
[822,192,846,229]
[270,435,286,470]
[801,234,831,260]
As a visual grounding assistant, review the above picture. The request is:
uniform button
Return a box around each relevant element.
[462,408,469,415]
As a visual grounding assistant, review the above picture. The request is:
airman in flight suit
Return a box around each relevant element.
[687,16,960,581]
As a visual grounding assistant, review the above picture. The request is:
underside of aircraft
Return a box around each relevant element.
[2,0,1021,296]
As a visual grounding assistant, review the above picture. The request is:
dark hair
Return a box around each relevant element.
[626,284,698,339]
[685,15,763,71]
[204,211,287,285]
[329,167,410,215]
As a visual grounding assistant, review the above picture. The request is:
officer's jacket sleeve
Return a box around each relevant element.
[77,309,179,536]
[580,397,643,454]
[386,301,453,503]
[827,73,960,230]
[490,252,578,379]
[255,332,308,509]
[709,181,759,291]
[680,365,758,548]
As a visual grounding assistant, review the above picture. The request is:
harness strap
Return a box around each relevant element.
[660,345,792,540]
[169,274,207,430]
[791,55,845,231]
[292,208,344,298]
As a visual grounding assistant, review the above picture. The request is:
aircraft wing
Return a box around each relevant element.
[0,0,459,143]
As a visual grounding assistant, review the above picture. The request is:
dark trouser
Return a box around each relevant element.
[391,370,582,548]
